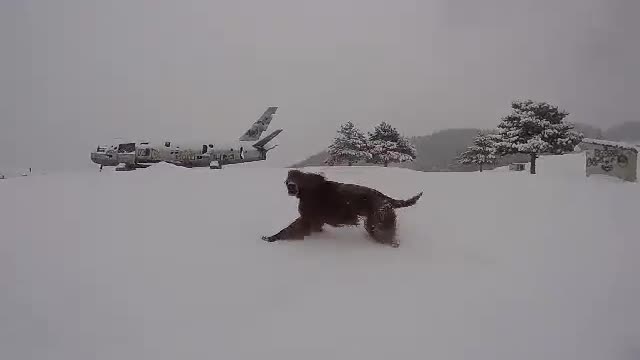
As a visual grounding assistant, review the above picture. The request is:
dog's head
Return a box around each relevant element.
[284,170,326,197]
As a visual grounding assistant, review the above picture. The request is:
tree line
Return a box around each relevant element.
[324,99,584,174]
[325,121,417,167]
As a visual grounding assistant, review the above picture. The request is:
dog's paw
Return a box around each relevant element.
[390,241,399,248]
[262,235,277,242]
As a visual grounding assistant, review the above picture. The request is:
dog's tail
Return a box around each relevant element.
[389,191,423,209]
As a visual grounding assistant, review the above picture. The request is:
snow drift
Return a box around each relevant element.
[1,154,638,360]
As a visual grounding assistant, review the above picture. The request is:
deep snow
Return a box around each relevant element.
[1,154,639,360]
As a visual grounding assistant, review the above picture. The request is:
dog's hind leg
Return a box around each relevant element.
[311,221,324,233]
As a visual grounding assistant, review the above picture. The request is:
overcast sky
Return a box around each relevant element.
[2,0,639,171]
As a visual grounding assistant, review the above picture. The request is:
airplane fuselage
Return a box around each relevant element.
[90,107,280,170]
[91,140,271,169]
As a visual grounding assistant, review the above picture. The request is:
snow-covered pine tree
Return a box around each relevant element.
[457,132,498,172]
[367,122,417,167]
[495,99,584,174]
[325,121,372,166]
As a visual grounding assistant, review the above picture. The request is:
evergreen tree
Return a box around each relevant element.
[325,121,371,166]
[457,132,498,172]
[367,122,417,167]
[495,99,583,174]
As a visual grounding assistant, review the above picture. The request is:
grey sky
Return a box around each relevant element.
[2,0,639,171]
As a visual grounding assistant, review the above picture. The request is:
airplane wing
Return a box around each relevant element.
[252,129,283,149]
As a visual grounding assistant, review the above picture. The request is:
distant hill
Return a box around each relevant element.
[395,128,528,172]
[290,121,640,172]
[572,123,604,140]
[291,150,331,168]
[604,121,640,143]
[400,128,483,172]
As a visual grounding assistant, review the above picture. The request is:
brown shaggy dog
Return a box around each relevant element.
[261,169,423,247]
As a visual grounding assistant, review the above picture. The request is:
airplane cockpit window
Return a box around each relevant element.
[164,141,171,147]
[208,144,213,148]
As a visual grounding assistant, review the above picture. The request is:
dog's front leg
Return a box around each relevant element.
[262,217,312,242]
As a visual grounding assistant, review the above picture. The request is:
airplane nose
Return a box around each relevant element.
[91,152,109,165]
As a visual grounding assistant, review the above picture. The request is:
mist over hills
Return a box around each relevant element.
[291,121,640,172]
[603,121,640,142]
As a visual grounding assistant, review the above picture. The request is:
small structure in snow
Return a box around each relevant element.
[508,163,526,171]
[579,138,638,182]
[115,162,135,172]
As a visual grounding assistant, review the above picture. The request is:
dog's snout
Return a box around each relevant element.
[286,181,298,194]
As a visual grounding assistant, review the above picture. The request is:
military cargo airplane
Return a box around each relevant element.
[90,106,281,171]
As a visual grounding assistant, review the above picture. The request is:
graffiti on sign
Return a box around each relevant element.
[582,139,638,182]
[586,149,626,172]
[617,154,629,168]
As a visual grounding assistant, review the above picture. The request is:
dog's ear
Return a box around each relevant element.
[286,169,301,180]
[302,172,326,189]
[288,170,325,189]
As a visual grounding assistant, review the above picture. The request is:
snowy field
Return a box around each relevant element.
[1,153,639,360]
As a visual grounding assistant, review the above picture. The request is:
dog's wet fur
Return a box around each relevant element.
[262,169,423,247]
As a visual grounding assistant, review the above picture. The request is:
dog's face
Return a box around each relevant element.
[285,177,299,196]
[284,170,326,197]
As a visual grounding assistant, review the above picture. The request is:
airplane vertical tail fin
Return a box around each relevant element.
[239,106,278,141]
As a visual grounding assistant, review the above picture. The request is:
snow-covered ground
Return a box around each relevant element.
[1,154,639,360]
